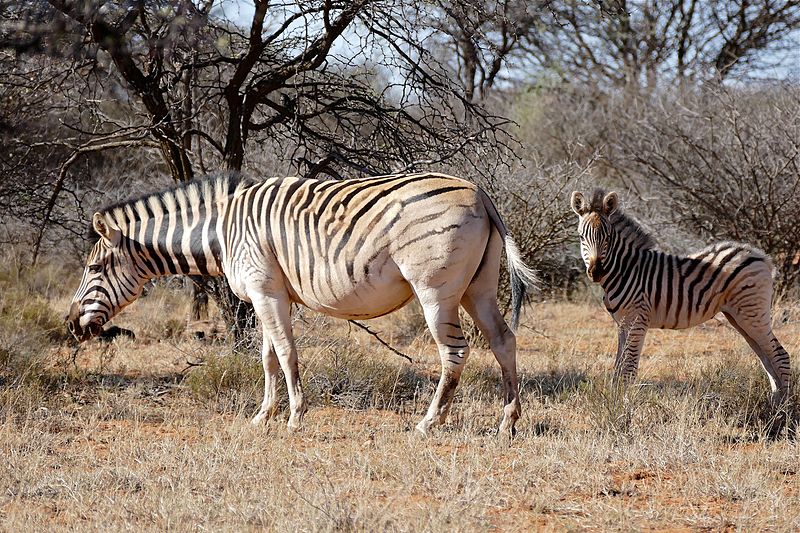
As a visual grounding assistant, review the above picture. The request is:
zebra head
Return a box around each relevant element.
[570,190,619,282]
[66,213,148,342]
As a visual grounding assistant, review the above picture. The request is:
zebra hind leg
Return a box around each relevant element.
[460,291,521,437]
[722,310,792,409]
[415,300,470,436]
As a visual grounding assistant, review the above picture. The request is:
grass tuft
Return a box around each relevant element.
[305,341,430,411]
[0,255,73,394]
[183,352,263,414]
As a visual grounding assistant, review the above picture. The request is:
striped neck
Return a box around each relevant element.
[600,232,642,291]
[598,214,657,292]
[95,177,246,279]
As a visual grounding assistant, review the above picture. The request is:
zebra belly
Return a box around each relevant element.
[648,304,721,330]
[287,257,416,320]
[296,280,415,320]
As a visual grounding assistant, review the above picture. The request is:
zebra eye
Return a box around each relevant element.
[88,264,103,274]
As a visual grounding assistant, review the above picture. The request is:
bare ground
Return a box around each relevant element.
[1,283,800,531]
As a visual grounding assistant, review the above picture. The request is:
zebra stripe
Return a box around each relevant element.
[67,172,537,436]
[571,189,792,407]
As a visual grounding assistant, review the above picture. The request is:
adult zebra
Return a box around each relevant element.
[571,189,792,407]
[66,172,537,435]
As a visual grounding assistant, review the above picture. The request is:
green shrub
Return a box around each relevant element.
[1,289,68,343]
[0,255,73,392]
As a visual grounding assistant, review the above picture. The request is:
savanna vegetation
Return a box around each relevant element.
[2,0,800,530]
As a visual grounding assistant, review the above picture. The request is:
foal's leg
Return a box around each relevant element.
[720,265,792,408]
[723,309,791,407]
[612,314,649,386]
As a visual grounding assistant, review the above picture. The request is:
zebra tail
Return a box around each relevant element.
[505,236,539,331]
[477,187,538,331]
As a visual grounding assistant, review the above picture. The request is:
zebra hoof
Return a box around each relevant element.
[287,414,305,433]
[415,420,431,437]
[497,421,517,439]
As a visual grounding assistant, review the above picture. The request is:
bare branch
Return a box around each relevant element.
[348,320,414,363]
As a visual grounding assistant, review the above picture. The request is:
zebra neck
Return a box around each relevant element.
[599,238,648,293]
[127,210,224,279]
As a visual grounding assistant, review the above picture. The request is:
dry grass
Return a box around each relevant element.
[2,261,800,531]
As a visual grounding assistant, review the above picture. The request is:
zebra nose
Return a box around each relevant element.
[66,317,83,340]
[587,259,602,281]
[66,302,82,337]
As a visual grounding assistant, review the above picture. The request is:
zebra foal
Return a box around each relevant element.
[66,172,536,435]
[571,189,792,407]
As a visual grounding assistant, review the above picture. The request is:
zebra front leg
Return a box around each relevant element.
[274,335,306,431]
[415,303,470,436]
[251,338,280,425]
[612,318,648,387]
[253,294,307,431]
[611,327,628,388]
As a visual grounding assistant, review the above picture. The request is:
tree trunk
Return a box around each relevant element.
[776,252,800,300]
[190,277,259,352]
[210,277,259,351]
[189,280,208,321]
[185,87,257,348]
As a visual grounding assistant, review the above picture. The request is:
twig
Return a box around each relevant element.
[521,323,552,339]
[165,338,209,374]
[348,320,413,363]
[31,135,157,265]
[69,344,81,373]
[181,358,206,374]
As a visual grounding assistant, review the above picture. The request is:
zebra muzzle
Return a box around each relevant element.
[67,320,102,342]
[587,260,604,282]
[65,303,102,342]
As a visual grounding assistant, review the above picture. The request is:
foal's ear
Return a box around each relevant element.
[602,191,619,216]
[92,212,121,246]
[570,191,587,216]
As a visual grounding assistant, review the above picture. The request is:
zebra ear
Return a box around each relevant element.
[570,191,587,215]
[92,212,121,246]
[602,192,619,216]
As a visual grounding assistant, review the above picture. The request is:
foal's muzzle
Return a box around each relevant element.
[587,259,604,282]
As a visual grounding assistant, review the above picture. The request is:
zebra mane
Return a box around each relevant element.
[589,188,658,251]
[91,172,255,236]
